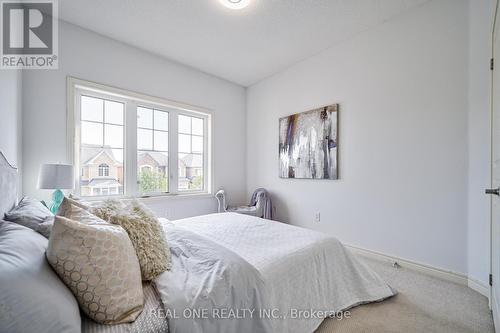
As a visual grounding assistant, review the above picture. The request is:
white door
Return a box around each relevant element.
[489,0,500,316]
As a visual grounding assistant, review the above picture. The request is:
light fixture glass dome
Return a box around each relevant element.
[219,0,251,10]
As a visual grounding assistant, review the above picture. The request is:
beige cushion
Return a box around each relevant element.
[93,200,171,281]
[89,199,125,223]
[37,197,96,239]
[57,196,92,215]
[46,216,144,324]
[57,198,107,225]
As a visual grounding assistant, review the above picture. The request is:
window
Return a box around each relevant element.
[98,163,109,177]
[79,95,124,197]
[70,78,211,198]
[178,115,204,191]
[137,107,169,194]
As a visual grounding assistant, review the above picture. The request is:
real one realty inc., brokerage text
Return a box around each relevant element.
[152,307,352,320]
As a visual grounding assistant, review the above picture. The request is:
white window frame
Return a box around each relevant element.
[67,77,213,200]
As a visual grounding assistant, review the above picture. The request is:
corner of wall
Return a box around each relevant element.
[17,70,23,199]
[244,85,250,202]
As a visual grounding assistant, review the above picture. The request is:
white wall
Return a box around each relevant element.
[22,21,247,219]
[0,70,22,169]
[247,0,469,275]
[467,0,494,288]
[17,0,492,284]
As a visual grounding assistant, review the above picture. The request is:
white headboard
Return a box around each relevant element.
[0,152,17,218]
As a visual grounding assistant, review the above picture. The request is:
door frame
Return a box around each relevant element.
[490,0,500,318]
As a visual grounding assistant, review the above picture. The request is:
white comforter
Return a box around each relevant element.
[155,213,395,333]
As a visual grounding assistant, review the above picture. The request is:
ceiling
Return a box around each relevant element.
[59,0,430,86]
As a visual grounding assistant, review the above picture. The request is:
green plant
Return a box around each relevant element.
[139,169,168,193]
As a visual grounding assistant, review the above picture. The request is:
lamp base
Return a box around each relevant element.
[49,189,64,214]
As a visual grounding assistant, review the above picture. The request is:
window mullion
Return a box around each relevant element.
[125,101,138,197]
[74,90,82,196]
[170,111,179,194]
[204,114,210,193]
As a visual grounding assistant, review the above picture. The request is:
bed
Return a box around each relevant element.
[0,151,395,333]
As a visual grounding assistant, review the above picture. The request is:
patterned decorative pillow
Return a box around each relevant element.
[57,197,107,225]
[57,196,91,213]
[46,216,144,324]
[37,196,101,238]
[93,200,171,281]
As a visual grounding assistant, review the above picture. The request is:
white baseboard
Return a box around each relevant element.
[345,244,489,298]
[468,278,490,298]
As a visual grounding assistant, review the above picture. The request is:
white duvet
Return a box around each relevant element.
[155,213,395,333]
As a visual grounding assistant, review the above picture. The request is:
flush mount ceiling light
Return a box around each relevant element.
[219,0,251,10]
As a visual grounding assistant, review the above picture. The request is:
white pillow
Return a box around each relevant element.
[4,196,53,231]
[0,221,81,333]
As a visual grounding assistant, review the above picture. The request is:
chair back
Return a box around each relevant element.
[215,189,227,213]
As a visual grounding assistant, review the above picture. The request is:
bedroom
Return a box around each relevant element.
[0,0,498,332]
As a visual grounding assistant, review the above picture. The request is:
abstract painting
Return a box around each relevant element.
[279,104,338,179]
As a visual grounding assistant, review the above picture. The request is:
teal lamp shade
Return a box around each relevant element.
[37,164,74,214]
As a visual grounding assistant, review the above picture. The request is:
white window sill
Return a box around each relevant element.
[79,192,214,203]
[138,192,214,202]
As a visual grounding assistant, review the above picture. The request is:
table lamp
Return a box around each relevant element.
[37,163,74,214]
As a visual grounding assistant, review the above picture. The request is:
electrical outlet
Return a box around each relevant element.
[314,212,321,222]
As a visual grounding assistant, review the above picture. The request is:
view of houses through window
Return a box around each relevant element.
[178,115,204,191]
[76,84,209,197]
[80,96,124,197]
[137,107,169,194]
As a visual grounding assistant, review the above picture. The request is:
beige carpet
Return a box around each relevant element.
[315,256,494,333]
